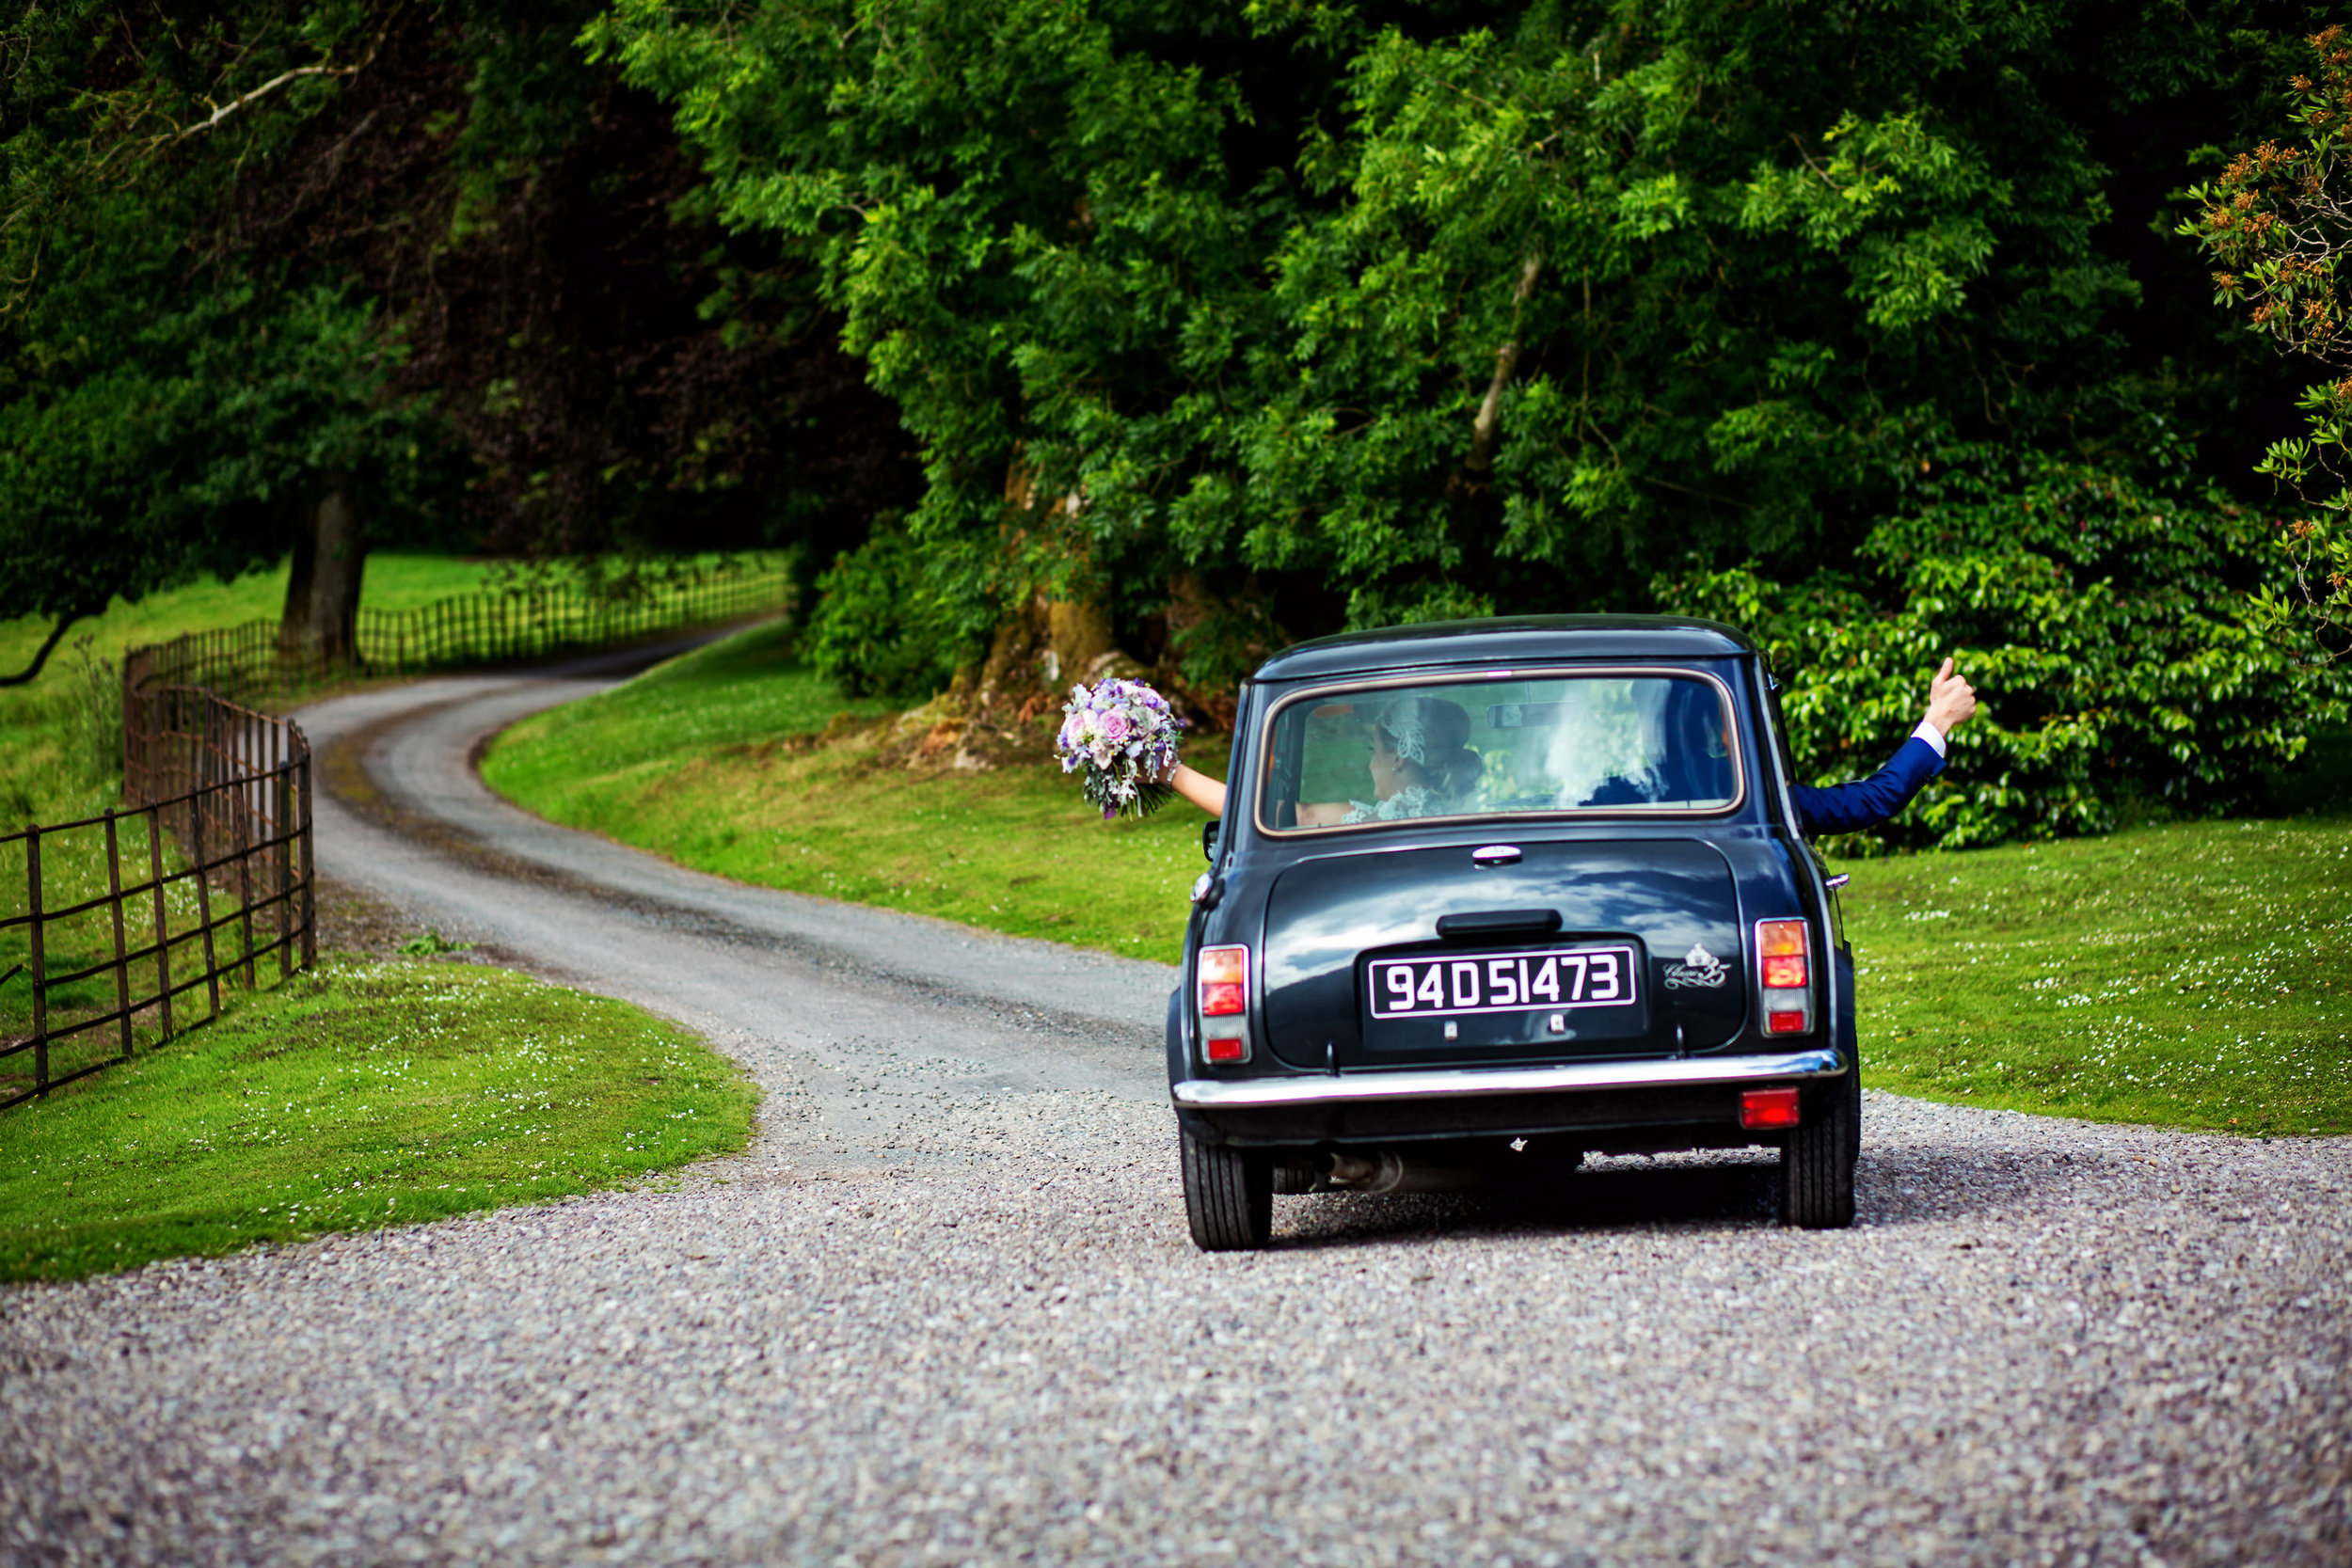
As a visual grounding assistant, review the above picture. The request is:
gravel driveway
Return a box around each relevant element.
[4,654,2346,1566]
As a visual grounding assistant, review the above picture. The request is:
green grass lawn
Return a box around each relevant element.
[486,621,2352,1137]
[1842,819,2351,1135]
[0,958,756,1282]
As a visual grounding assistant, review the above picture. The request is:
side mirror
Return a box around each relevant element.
[1201,818,1220,863]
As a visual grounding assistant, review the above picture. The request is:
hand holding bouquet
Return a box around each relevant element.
[1057,677,1186,819]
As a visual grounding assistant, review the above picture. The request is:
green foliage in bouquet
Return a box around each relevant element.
[1661,451,2351,850]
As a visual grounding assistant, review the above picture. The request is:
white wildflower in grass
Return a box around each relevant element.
[1055,678,1186,820]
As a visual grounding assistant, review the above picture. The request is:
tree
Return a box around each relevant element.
[593,0,2303,638]
[0,0,426,677]
[1,0,920,680]
[2185,23,2352,660]
[591,0,2335,832]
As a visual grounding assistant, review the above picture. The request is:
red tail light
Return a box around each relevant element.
[1199,945,1249,1018]
[1755,918,1813,1037]
[1740,1086,1802,1130]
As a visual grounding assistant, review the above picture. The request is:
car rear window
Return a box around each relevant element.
[1257,670,1742,832]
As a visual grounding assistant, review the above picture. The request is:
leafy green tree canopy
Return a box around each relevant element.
[1,0,918,678]
[593,0,2340,837]
[1,0,424,676]
[590,0,2296,633]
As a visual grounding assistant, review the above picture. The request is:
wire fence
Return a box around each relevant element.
[2,690,311,1109]
[123,556,792,704]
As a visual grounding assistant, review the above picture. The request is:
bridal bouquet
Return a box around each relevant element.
[1057,677,1186,820]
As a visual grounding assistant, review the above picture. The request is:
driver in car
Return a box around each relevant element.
[1166,656,1978,840]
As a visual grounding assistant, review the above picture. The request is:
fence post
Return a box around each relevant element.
[237,711,258,990]
[26,825,46,1098]
[297,743,316,968]
[274,760,293,982]
[104,809,132,1059]
[121,656,139,803]
[192,731,220,1022]
[147,802,173,1039]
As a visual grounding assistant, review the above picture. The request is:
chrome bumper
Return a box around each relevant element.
[1170,1047,1844,1111]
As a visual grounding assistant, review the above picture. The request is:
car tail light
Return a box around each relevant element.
[1740,1086,1802,1130]
[1199,945,1248,1018]
[1756,918,1813,1036]
[1204,1034,1248,1064]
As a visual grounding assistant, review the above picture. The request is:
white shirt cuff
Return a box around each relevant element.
[1912,720,1947,758]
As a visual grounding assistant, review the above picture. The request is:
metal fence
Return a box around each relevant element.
[3,554,782,1108]
[1,689,311,1108]
[124,557,791,703]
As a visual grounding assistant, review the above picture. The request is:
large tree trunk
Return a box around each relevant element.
[279,474,367,667]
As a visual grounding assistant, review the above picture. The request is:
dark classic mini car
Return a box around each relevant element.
[1169,615,1861,1250]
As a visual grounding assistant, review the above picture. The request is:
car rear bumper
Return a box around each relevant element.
[1170,1046,1846,1146]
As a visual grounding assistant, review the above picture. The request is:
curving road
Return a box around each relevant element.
[4,649,2348,1566]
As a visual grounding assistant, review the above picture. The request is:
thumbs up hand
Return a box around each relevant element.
[1923,656,1977,737]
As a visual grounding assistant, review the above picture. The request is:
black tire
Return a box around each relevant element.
[1183,1132,1273,1251]
[1272,1155,1319,1196]
[1778,1071,1858,1229]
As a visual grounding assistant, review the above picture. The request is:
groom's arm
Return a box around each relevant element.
[1788,657,1977,837]
[1790,730,1947,836]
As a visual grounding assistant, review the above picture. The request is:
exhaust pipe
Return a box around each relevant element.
[1320,1149,1486,1196]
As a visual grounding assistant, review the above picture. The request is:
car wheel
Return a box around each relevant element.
[1272,1154,1319,1196]
[1778,1071,1858,1229]
[1183,1132,1273,1251]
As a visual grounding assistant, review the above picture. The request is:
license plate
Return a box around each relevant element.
[1366,943,1641,1020]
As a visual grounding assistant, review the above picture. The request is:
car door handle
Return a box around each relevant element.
[1470,844,1522,866]
[1436,909,1563,941]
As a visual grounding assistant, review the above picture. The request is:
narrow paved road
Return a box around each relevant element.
[5,653,2347,1567]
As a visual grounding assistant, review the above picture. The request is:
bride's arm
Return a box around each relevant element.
[1168,762,1228,817]
[1165,762,1343,823]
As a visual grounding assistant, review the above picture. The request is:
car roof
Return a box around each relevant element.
[1250,614,1759,684]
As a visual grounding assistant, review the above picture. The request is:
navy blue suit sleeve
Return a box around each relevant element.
[1789,736,1946,837]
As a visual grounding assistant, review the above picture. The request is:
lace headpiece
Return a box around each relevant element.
[1374,698,1442,767]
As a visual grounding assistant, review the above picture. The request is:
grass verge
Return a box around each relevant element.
[1840,816,2351,1135]
[0,958,757,1283]
[485,622,2350,1136]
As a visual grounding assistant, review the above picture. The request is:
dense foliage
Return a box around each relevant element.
[8,0,2347,843]
[1663,447,2344,847]
[587,0,2344,838]
[2186,24,2352,657]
